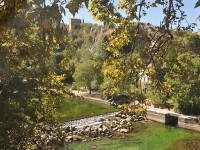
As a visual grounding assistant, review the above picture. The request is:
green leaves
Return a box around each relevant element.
[73,60,99,92]
[66,1,79,17]
[165,53,200,115]
[0,0,72,148]
[65,0,89,17]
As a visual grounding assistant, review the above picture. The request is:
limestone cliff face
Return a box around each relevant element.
[88,27,114,55]
[68,23,114,62]
[197,30,200,35]
[74,24,113,55]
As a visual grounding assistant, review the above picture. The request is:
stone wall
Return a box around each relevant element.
[146,110,166,124]
[178,115,200,132]
[146,108,200,132]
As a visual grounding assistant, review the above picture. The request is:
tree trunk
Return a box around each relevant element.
[88,85,92,94]
[89,89,91,94]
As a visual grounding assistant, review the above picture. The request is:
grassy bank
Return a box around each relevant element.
[56,97,117,122]
[69,121,200,150]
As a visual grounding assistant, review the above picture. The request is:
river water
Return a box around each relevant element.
[62,112,119,128]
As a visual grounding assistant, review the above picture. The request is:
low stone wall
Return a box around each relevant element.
[178,115,200,132]
[146,110,166,124]
[146,108,200,132]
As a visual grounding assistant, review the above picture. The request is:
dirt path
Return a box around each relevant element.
[71,90,177,114]
[71,90,109,105]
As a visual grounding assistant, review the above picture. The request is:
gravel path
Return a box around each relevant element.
[82,96,109,105]
[71,90,109,105]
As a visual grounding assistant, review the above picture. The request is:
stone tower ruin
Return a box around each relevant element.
[69,18,81,32]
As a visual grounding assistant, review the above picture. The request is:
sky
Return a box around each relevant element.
[62,0,200,32]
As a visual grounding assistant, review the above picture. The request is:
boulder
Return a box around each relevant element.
[98,117,106,122]
[71,126,76,131]
[125,116,133,122]
[138,116,146,121]
[68,132,73,136]
[73,131,78,135]
[107,116,116,121]
[110,122,117,128]
[66,136,73,142]
[112,127,119,131]
[119,128,128,133]
[77,129,84,135]
[98,127,103,134]
[101,125,109,133]
[72,135,84,141]
[65,126,71,133]
[82,126,89,130]
[90,131,98,138]
[108,134,112,138]
[121,114,127,119]
[84,126,91,134]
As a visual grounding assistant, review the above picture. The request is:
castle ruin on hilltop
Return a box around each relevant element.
[69,18,81,32]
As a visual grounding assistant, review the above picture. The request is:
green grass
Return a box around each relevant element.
[56,97,117,122]
[69,121,200,150]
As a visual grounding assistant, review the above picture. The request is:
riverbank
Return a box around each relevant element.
[56,96,117,122]
[60,91,200,149]
[68,121,200,150]
[71,90,200,132]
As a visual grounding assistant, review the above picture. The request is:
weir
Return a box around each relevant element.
[146,107,200,132]
[165,114,178,126]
